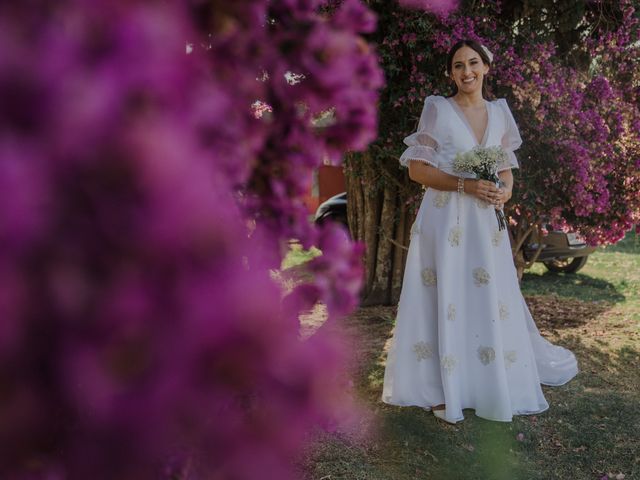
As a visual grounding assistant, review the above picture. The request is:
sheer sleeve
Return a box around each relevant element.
[399,96,443,168]
[497,98,522,172]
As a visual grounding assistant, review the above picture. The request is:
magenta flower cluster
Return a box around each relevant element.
[0,0,385,478]
[398,0,459,14]
[499,2,640,244]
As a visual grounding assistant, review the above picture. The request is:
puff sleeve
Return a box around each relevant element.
[497,98,522,172]
[399,96,443,168]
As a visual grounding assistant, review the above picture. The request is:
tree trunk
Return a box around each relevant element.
[364,181,396,305]
[507,215,542,281]
[345,157,365,244]
[345,153,416,306]
[391,199,409,304]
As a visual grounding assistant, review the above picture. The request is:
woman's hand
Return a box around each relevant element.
[494,185,512,210]
[464,179,501,204]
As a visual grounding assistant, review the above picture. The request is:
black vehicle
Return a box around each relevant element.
[314,192,347,226]
[314,192,595,274]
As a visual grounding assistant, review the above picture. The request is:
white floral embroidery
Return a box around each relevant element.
[447,303,456,322]
[478,345,496,365]
[410,222,421,237]
[491,229,503,247]
[448,226,462,247]
[472,267,490,286]
[499,301,509,321]
[413,341,434,361]
[441,354,457,375]
[421,268,437,286]
[475,198,490,209]
[504,350,517,368]
[433,191,451,208]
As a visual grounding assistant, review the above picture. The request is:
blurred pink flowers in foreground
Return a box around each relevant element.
[0,0,384,478]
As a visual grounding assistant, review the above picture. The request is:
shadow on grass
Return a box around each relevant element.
[521,230,639,304]
[521,270,626,304]
[524,294,612,332]
[374,406,545,480]
[520,333,640,479]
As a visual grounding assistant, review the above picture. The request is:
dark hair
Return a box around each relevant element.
[445,39,492,98]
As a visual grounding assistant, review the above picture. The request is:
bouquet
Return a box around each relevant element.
[453,145,508,230]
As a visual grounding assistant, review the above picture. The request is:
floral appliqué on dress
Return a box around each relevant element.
[433,191,451,208]
[447,303,456,321]
[472,267,490,286]
[441,354,457,375]
[478,345,496,365]
[499,301,509,321]
[491,229,503,247]
[413,341,434,361]
[448,226,462,247]
[410,222,421,237]
[421,268,437,286]
[504,350,517,368]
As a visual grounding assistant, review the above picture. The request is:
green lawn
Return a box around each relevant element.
[521,233,640,330]
[281,241,322,270]
[295,231,640,480]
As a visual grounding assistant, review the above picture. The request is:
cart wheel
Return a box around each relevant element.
[543,256,588,274]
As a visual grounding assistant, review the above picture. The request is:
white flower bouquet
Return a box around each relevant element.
[453,145,509,230]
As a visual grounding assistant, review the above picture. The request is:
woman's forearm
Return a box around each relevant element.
[408,161,460,191]
[408,162,514,195]
[408,160,503,203]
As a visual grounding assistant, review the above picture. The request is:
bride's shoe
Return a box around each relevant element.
[432,406,458,424]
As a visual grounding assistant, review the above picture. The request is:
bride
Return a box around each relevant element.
[381,39,578,423]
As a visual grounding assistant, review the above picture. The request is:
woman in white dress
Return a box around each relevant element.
[381,39,578,423]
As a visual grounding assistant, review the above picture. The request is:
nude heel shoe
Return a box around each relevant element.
[432,406,458,424]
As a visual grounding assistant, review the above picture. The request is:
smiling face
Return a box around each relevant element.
[449,45,489,95]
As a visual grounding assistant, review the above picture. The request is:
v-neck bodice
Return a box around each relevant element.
[399,95,522,174]
[446,97,491,147]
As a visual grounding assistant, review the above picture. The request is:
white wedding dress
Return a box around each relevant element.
[381,95,578,423]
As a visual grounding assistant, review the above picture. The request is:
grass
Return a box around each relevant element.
[281,242,322,270]
[289,230,640,480]
[522,236,640,301]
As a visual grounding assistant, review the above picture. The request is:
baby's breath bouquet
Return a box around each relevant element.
[453,145,509,230]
